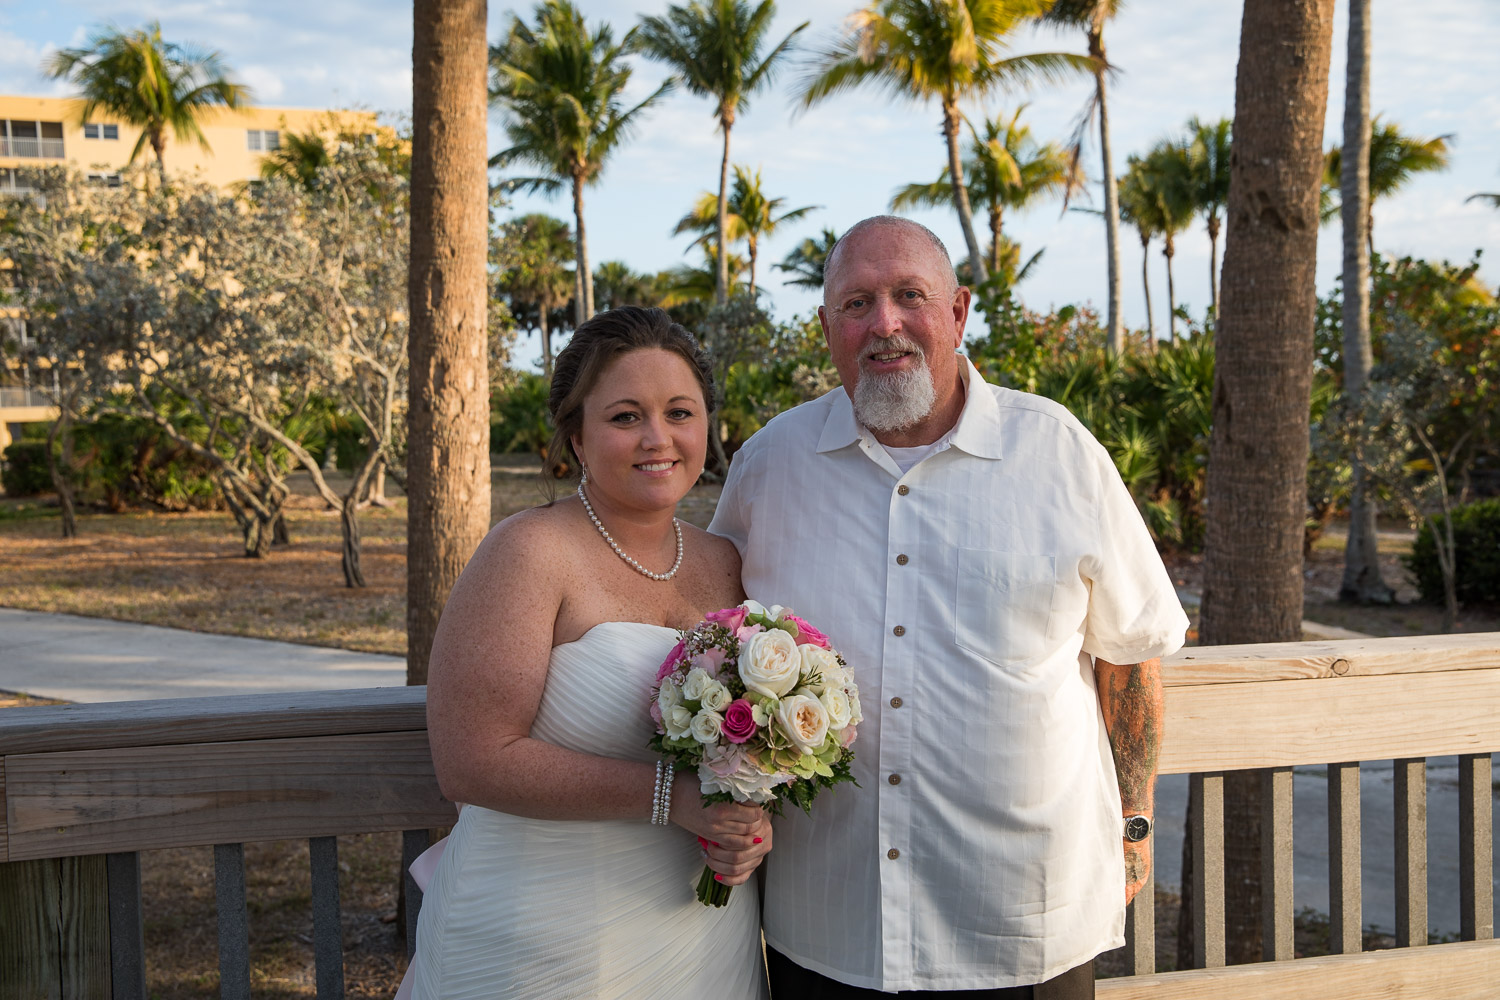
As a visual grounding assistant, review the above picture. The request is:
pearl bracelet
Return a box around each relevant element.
[651,760,673,825]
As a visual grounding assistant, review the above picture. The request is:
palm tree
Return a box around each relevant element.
[1186,116,1232,319]
[637,1,808,306]
[44,21,251,186]
[1323,116,1452,256]
[408,0,492,688]
[659,247,747,307]
[800,0,1094,289]
[1132,141,1195,345]
[1469,191,1500,209]
[259,129,332,189]
[593,260,661,311]
[1040,0,1126,355]
[491,1,670,326]
[1115,162,1162,343]
[674,165,818,296]
[774,226,840,289]
[891,106,1072,277]
[498,214,576,379]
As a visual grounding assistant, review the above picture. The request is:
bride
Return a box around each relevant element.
[407,307,771,999]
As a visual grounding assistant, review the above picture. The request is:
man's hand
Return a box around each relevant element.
[1124,833,1151,905]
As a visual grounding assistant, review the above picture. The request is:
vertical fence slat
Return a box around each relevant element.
[1124,827,1155,976]
[1327,760,1362,954]
[402,829,431,962]
[1191,771,1225,969]
[1394,757,1428,948]
[106,851,147,1000]
[1458,752,1494,942]
[309,836,346,999]
[214,842,251,1000]
[1260,766,1295,960]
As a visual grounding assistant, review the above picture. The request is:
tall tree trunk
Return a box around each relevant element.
[1093,24,1125,357]
[1337,6,1389,604]
[571,171,594,323]
[152,127,167,190]
[1164,236,1178,346]
[1207,215,1222,320]
[408,0,492,687]
[716,111,733,307]
[748,238,758,299]
[1338,0,1392,604]
[1195,0,1336,970]
[539,301,553,380]
[942,98,989,288]
[1139,234,1155,343]
[989,204,1002,276]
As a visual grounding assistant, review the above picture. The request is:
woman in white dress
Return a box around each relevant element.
[408,307,771,999]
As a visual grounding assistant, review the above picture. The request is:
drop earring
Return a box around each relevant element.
[579,464,589,486]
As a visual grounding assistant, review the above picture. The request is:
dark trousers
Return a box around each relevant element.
[767,948,1094,1000]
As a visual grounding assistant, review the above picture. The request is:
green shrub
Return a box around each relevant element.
[1405,498,1500,606]
[1,440,53,496]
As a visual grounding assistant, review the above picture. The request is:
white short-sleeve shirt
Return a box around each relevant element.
[709,359,1189,991]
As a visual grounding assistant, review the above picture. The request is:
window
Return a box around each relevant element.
[246,129,281,152]
[82,123,119,140]
[86,172,124,188]
[0,120,65,159]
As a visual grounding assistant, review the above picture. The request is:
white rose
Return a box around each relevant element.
[820,687,852,730]
[774,694,830,755]
[700,680,732,712]
[847,690,864,726]
[738,628,802,698]
[690,708,724,744]
[656,681,682,714]
[665,704,695,740]
[798,645,843,694]
[681,667,713,702]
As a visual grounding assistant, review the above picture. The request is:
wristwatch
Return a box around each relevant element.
[1122,814,1152,842]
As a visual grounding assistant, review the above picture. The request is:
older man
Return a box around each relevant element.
[710,216,1188,998]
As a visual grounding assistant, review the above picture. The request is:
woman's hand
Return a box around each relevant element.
[667,774,773,886]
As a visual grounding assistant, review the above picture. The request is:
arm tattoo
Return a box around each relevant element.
[1095,657,1164,814]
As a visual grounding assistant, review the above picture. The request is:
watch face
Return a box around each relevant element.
[1124,816,1151,842]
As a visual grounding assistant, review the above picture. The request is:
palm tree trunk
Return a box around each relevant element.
[748,238,758,299]
[1338,0,1392,605]
[572,171,594,322]
[1164,237,1178,346]
[152,127,167,189]
[989,204,1002,277]
[1140,234,1155,344]
[1196,0,1336,972]
[716,113,733,307]
[408,0,492,688]
[1093,25,1125,357]
[1207,215,1222,319]
[942,98,988,287]
[539,301,553,380]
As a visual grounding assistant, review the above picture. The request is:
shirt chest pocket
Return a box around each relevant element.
[953,548,1057,668]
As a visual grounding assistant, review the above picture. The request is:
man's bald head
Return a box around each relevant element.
[822,216,960,306]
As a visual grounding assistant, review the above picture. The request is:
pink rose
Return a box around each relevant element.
[655,639,686,682]
[721,699,759,744]
[784,614,829,649]
[649,700,664,731]
[691,648,727,674]
[704,606,748,632]
[735,624,764,643]
[838,724,857,748]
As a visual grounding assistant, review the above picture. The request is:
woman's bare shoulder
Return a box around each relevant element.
[464,502,581,585]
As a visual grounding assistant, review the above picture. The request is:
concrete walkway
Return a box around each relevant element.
[0,607,405,703]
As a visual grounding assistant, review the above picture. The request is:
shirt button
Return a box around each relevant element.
[887,848,901,860]
[889,696,903,708]
[888,773,902,785]
[895,554,909,565]
[897,485,910,496]
[892,625,905,637]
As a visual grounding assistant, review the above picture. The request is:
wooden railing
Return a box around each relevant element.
[1,634,1496,999]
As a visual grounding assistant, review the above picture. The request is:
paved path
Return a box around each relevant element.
[0,607,405,702]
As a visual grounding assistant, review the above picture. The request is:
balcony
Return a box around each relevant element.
[1,633,1496,997]
[0,136,65,160]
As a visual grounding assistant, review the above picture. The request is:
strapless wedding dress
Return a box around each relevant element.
[407,621,767,1000]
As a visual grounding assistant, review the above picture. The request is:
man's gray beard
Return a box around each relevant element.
[851,354,937,434]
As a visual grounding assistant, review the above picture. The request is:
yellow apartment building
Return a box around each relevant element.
[0,95,379,450]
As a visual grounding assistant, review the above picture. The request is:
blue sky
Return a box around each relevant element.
[4,0,1497,368]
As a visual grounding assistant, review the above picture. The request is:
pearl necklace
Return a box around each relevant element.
[577,482,683,581]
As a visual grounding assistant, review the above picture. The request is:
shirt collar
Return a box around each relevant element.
[815,356,1004,460]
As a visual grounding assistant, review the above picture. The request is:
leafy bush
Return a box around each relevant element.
[1406,498,1500,606]
[1,440,52,496]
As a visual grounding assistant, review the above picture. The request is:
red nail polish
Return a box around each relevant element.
[697,836,709,847]
[712,841,720,847]
[753,837,763,844]
[714,874,723,881]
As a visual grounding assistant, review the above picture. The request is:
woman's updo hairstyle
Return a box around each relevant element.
[544,306,715,487]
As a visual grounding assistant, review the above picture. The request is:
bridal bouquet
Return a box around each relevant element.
[649,600,861,906]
